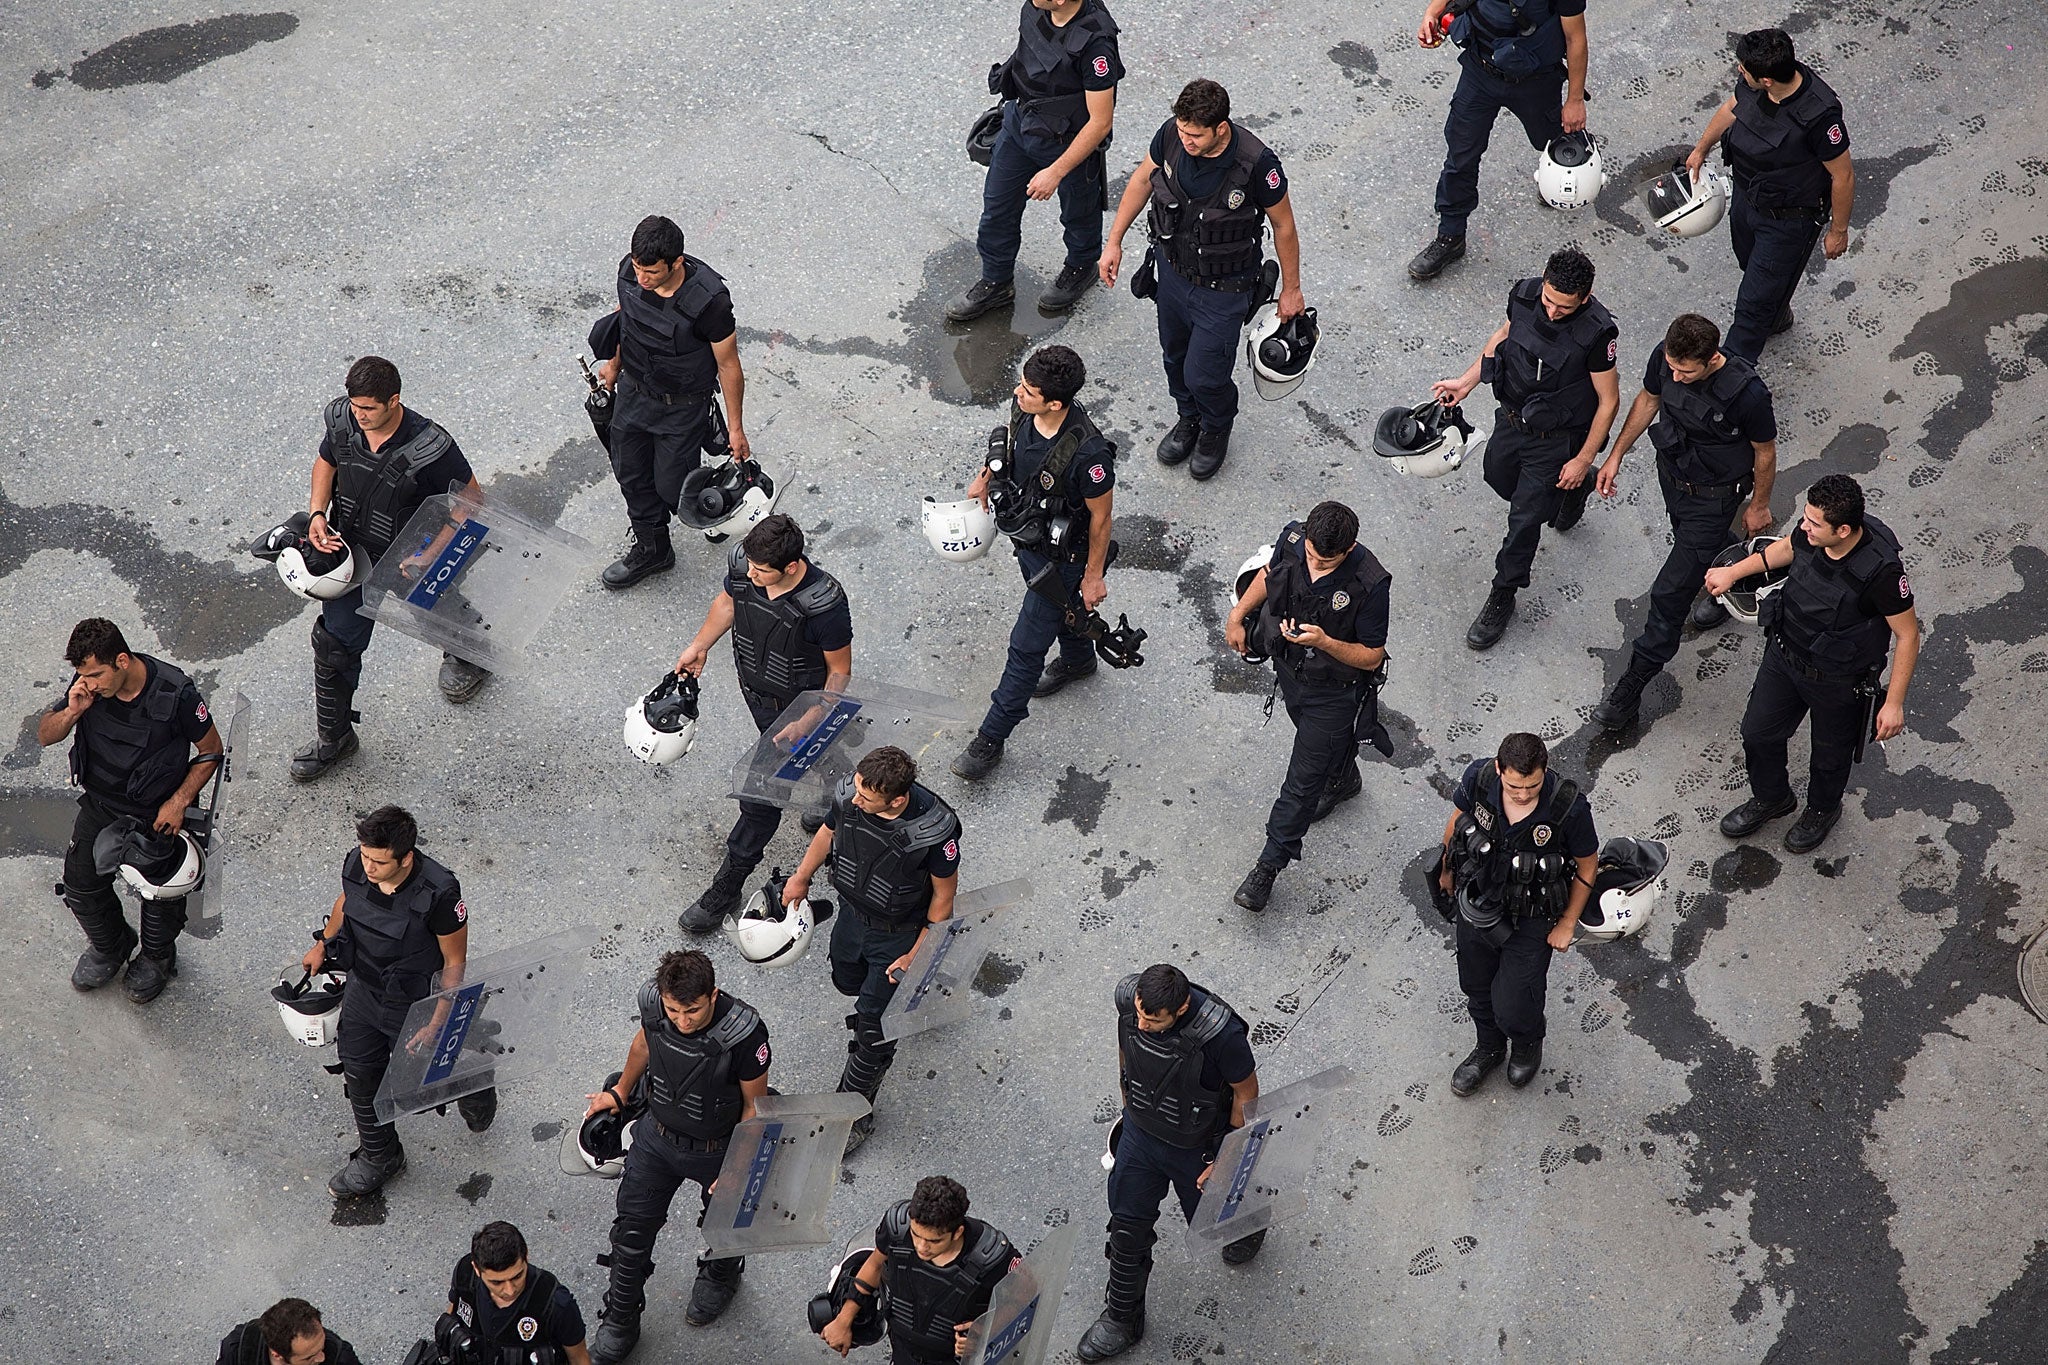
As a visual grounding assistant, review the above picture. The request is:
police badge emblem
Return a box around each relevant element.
[1532,825,1552,847]
[518,1317,539,1342]
[1227,188,1246,209]
[1473,805,1494,831]
[1332,591,1350,609]
[1039,469,1057,490]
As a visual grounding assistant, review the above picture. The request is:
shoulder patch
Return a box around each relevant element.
[1265,168,1282,190]
[756,1041,771,1066]
[1088,463,1106,482]
[1606,338,1618,362]
[1092,54,1110,78]
[453,898,468,924]
[1826,123,1843,145]
[1474,805,1494,831]
[1898,574,1912,598]
[194,699,209,724]
[943,838,959,860]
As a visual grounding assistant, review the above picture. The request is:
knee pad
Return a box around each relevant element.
[1106,1216,1158,1262]
[829,956,865,999]
[311,618,364,673]
[849,1011,896,1064]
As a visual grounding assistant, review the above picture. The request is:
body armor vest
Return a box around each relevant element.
[876,1203,1016,1358]
[338,849,456,1006]
[1451,763,1581,923]
[450,1258,568,1365]
[1723,65,1840,210]
[1450,0,1565,74]
[1006,0,1118,141]
[615,254,726,397]
[828,781,961,929]
[1495,278,1616,435]
[1648,353,1763,487]
[323,399,454,563]
[725,547,845,705]
[70,656,196,812]
[1148,119,1270,283]
[637,981,759,1140]
[1760,516,1902,676]
[1257,525,1390,687]
[999,401,1109,560]
[1116,976,1241,1150]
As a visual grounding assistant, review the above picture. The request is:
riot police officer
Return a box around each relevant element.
[1077,963,1261,1363]
[583,950,770,1362]
[817,1176,1020,1364]
[1224,502,1391,913]
[436,1221,591,1365]
[949,0,1123,321]
[1099,78,1306,481]
[301,805,495,1197]
[591,214,752,589]
[1408,0,1589,280]
[673,514,854,930]
[1433,246,1619,651]
[1686,28,1855,362]
[1589,313,1778,730]
[292,355,487,783]
[1707,475,1918,854]
[216,1298,364,1365]
[1437,733,1597,1097]
[783,746,960,1154]
[37,617,222,1002]
[951,345,1115,782]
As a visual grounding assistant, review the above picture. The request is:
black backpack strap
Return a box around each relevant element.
[1547,778,1580,827]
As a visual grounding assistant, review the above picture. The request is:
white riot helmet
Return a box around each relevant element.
[94,821,206,901]
[1711,536,1789,625]
[1373,400,1486,479]
[1576,837,1669,943]
[1228,547,1274,664]
[1645,164,1730,239]
[277,536,356,600]
[1246,304,1319,400]
[272,968,347,1047]
[623,671,700,765]
[678,457,780,543]
[921,496,997,563]
[1100,1116,1125,1171]
[1536,132,1605,209]
[724,875,824,967]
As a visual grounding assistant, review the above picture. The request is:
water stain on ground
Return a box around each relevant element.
[971,952,1024,997]
[1911,545,2048,744]
[1044,766,1111,835]
[1890,258,2048,464]
[1709,844,1782,894]
[0,788,78,858]
[531,1120,564,1143]
[330,1191,386,1227]
[1328,41,1391,91]
[1099,854,1157,901]
[456,1172,493,1205]
[35,13,299,90]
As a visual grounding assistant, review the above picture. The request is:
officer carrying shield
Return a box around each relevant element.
[673,513,854,931]
[1224,502,1391,913]
[216,1298,365,1365]
[431,1221,591,1365]
[1432,246,1619,651]
[37,617,222,1003]
[1077,963,1262,1363]
[817,1176,1021,1364]
[583,950,770,1362]
[949,0,1123,321]
[782,746,960,1155]
[291,355,487,783]
[1437,733,1597,1097]
[301,805,494,1197]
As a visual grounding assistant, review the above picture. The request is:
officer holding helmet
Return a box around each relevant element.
[431,1221,590,1365]
[216,1298,364,1365]
[817,1175,1020,1362]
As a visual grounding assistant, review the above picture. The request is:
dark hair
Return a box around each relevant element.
[1542,247,1596,299]
[657,949,717,1007]
[906,1175,971,1233]
[1496,733,1549,778]
[855,745,917,801]
[1302,501,1359,557]
[1022,345,1085,407]
[631,214,687,265]
[1664,313,1722,365]
[471,1221,528,1273]
[258,1299,324,1354]
[1805,473,1865,532]
[1735,28,1798,83]
[1134,963,1190,1015]
[355,805,418,858]
[344,356,402,402]
[65,618,132,669]
[741,513,805,570]
[1173,78,1230,128]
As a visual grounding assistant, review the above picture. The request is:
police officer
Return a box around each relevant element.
[1707,474,1918,854]
[1437,733,1597,1097]
[1077,963,1261,1363]
[951,345,1115,781]
[292,355,488,782]
[583,950,770,1362]
[438,1221,591,1365]
[1589,313,1778,730]
[216,1298,364,1365]
[1433,246,1619,651]
[1408,0,1589,281]
[591,214,751,589]
[301,805,494,1197]
[37,617,222,1002]
[1224,501,1391,913]
[673,513,854,930]
[783,746,960,1154]
[949,0,1123,321]
[817,1176,1020,1364]
[1099,78,1305,481]
[1686,28,1855,362]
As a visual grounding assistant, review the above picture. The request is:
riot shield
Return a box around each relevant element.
[878,878,1034,1043]
[727,682,977,814]
[1184,1065,1355,1256]
[373,926,598,1123]
[959,1222,1076,1365]
[182,690,248,938]
[699,1092,870,1257]
[354,489,595,674]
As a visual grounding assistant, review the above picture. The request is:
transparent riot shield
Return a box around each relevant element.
[354,489,595,674]
[1184,1065,1356,1255]
[700,1092,871,1257]
[373,926,598,1123]
[727,682,977,814]
[960,1222,1077,1365]
[182,690,248,938]
[878,878,1034,1043]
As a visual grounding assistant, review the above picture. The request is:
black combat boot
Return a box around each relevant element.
[1589,660,1658,732]
[1155,415,1200,467]
[1312,764,1363,821]
[602,524,676,590]
[684,1255,746,1327]
[1450,1045,1506,1097]
[681,857,751,934]
[1076,1217,1154,1362]
[836,1014,895,1157]
[1407,234,1467,281]
[1465,588,1516,651]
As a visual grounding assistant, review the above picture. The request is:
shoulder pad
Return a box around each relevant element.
[708,994,762,1049]
[792,565,847,617]
[833,776,858,810]
[879,1200,914,1250]
[637,979,665,1030]
[1861,515,1903,559]
[898,787,962,851]
[1080,3,1119,40]
[725,542,752,586]
[398,418,454,474]
[341,847,366,883]
[1114,973,1140,1016]
[1229,123,1270,171]
[963,1220,1018,1275]
[1573,297,1617,341]
[412,854,460,899]
[1349,545,1392,593]
[1183,988,1236,1045]
[676,256,730,317]
[323,395,352,430]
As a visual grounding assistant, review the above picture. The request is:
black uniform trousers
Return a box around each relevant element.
[1259,665,1362,868]
[1456,910,1555,1049]
[61,794,189,959]
[977,100,1106,283]
[830,908,923,1024]
[335,981,496,1155]
[607,1117,739,1313]
[1740,637,1868,814]
[1629,464,1748,672]
[1724,188,1826,363]
[1154,254,1253,433]
[1435,57,1565,238]
[1483,417,1583,592]
[610,382,715,534]
[979,549,1096,743]
[724,687,795,875]
[1106,1117,1208,1226]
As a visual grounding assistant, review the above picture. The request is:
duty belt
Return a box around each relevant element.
[1770,636,1878,686]
[1748,201,1826,221]
[1658,457,1748,500]
[1499,407,1567,441]
[621,377,713,406]
[651,1119,729,1153]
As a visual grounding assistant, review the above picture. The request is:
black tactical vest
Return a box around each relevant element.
[1723,65,1840,210]
[1148,119,1270,283]
[1257,525,1391,687]
[70,656,196,813]
[637,981,760,1140]
[725,548,846,706]
[323,400,455,563]
[338,849,456,1005]
[615,254,726,396]
[1495,278,1616,435]
[1648,353,1763,487]
[1006,0,1118,141]
[828,781,961,929]
[876,1204,1016,1358]
[1453,0,1565,70]
[1116,976,1241,1150]
[1452,763,1581,922]
[1002,400,1111,560]
[1760,516,1902,676]
[450,1258,569,1365]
